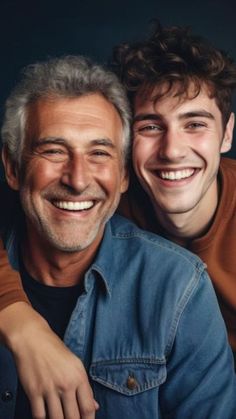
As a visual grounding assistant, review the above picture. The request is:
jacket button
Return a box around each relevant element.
[1,390,13,402]
[127,375,138,390]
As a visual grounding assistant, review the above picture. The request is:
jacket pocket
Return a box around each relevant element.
[90,359,166,395]
[90,360,166,418]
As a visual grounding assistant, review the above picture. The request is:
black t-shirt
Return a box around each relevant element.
[14,259,83,419]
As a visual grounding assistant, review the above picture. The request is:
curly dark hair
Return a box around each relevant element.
[113,22,236,128]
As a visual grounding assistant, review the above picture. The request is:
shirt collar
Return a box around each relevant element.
[5,216,118,298]
[87,219,115,297]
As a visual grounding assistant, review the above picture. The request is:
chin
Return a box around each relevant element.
[162,204,197,215]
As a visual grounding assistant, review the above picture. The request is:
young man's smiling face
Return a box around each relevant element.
[4,93,128,255]
[132,83,234,228]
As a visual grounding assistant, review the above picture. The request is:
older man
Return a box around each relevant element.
[0,55,235,419]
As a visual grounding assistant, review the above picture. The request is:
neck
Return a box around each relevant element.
[155,183,219,247]
[21,233,100,287]
[156,211,215,247]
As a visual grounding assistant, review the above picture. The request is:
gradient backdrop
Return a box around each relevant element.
[0,0,235,164]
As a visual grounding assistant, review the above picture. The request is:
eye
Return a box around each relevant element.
[89,149,112,162]
[34,144,69,162]
[139,124,163,131]
[134,123,165,136]
[92,150,110,156]
[148,125,161,131]
[186,122,206,130]
[43,149,63,154]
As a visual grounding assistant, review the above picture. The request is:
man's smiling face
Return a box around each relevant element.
[5,93,128,254]
[132,83,234,221]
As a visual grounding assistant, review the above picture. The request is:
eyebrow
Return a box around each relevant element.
[33,137,116,149]
[133,110,215,123]
[89,138,116,149]
[33,137,66,147]
[133,114,161,123]
[178,110,215,120]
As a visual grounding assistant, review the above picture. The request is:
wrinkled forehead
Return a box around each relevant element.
[25,94,124,139]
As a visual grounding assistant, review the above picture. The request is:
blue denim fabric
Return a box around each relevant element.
[0,214,236,418]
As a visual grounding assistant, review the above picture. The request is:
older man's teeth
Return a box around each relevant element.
[54,201,94,211]
[160,169,194,180]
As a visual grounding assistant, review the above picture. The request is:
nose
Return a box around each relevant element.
[61,154,92,192]
[158,129,187,161]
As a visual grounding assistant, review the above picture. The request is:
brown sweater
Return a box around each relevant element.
[0,157,236,352]
[119,157,236,353]
[0,240,28,309]
[188,158,236,352]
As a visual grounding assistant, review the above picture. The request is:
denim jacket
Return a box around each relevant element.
[0,214,236,418]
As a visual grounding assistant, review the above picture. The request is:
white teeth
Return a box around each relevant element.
[54,201,94,211]
[160,169,194,180]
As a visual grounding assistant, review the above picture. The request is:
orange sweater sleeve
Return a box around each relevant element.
[0,238,30,310]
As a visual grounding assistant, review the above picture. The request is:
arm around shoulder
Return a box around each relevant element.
[0,240,97,418]
[0,239,29,312]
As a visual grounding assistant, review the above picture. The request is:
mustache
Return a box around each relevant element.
[42,186,106,201]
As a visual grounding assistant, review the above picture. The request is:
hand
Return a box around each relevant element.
[0,302,99,419]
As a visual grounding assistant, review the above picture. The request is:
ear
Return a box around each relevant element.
[220,112,234,153]
[120,166,129,194]
[1,147,20,190]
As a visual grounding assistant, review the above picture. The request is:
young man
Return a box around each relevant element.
[0,29,236,418]
[114,23,236,364]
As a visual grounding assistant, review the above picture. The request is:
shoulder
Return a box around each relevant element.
[104,215,214,354]
[219,157,236,211]
[220,157,236,174]
[109,214,206,275]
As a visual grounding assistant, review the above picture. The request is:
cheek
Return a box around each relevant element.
[193,137,221,180]
[24,159,62,189]
[132,138,155,171]
[132,139,144,168]
[97,165,126,196]
[191,131,222,155]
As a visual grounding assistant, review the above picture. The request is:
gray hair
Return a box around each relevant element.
[1,55,131,166]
